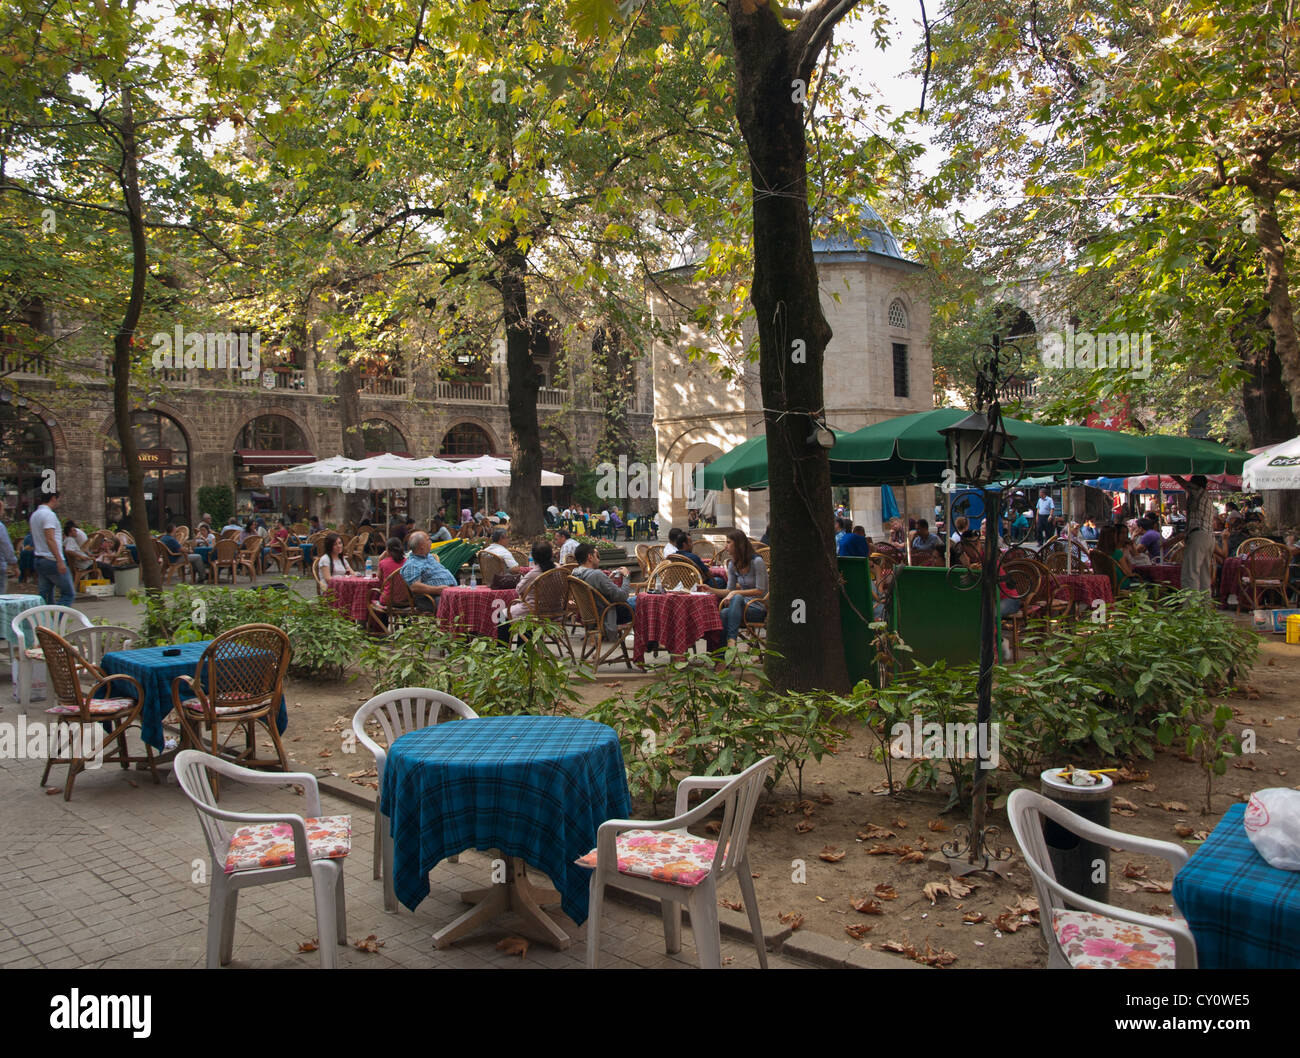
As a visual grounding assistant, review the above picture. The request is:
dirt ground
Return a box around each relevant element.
[273,614,1300,969]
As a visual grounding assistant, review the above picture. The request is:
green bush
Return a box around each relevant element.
[196,485,234,527]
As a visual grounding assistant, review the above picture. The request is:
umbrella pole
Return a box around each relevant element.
[945,486,952,569]
[1066,480,1073,573]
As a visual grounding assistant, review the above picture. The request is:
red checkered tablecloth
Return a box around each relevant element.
[1218,556,1245,602]
[633,591,724,663]
[438,586,519,637]
[327,576,379,621]
[1133,563,1182,588]
[1055,573,1113,608]
[709,565,727,580]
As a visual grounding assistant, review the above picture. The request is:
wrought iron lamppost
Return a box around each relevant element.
[938,336,1019,876]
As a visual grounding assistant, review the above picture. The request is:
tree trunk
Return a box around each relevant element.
[593,323,637,502]
[1240,327,1298,448]
[1254,180,1300,420]
[496,242,545,539]
[334,356,368,527]
[114,85,161,591]
[728,1,850,693]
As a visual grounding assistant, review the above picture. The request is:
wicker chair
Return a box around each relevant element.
[368,568,431,634]
[1164,540,1185,564]
[1087,549,1131,599]
[509,567,573,655]
[507,547,529,566]
[567,575,635,670]
[648,560,703,590]
[171,624,292,799]
[1235,536,1274,557]
[1000,563,1041,662]
[477,548,507,586]
[219,528,241,541]
[35,627,157,800]
[1237,543,1290,612]
[346,531,370,566]
[173,526,190,546]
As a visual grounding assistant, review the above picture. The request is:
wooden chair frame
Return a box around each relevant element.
[567,575,635,670]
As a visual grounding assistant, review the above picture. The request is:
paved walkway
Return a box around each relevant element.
[0,714,800,969]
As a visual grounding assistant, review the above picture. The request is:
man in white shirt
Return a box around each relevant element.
[1035,489,1055,545]
[31,492,74,605]
[483,528,519,570]
[554,528,578,565]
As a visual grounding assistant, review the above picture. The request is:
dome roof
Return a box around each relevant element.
[812,201,905,259]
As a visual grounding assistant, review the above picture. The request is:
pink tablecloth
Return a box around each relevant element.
[327,576,379,621]
[1133,564,1182,588]
[1055,573,1114,608]
[709,566,727,580]
[438,586,518,637]
[633,591,724,663]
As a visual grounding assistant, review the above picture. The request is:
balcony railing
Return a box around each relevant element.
[538,387,569,408]
[362,375,409,397]
[0,348,50,378]
[435,379,495,403]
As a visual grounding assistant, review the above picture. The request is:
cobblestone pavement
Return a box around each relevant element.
[0,713,803,970]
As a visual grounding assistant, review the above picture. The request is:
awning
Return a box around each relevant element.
[237,449,316,468]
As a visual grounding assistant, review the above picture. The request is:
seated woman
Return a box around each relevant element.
[377,537,406,605]
[316,533,353,583]
[715,529,767,645]
[499,543,560,641]
[64,520,116,583]
[1099,525,1137,589]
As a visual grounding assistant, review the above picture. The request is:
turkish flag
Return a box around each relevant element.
[1085,397,1132,431]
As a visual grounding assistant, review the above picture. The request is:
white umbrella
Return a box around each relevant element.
[453,455,564,487]
[262,456,368,487]
[1243,438,1300,491]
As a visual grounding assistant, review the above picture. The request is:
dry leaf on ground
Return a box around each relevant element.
[496,936,529,957]
[819,846,846,862]
[1160,800,1191,812]
[845,923,873,940]
[1113,797,1139,812]
[851,896,885,915]
[866,844,910,856]
[962,911,985,924]
[899,851,925,864]
[297,939,319,952]
[858,824,895,840]
[874,883,898,900]
[353,934,385,954]
[778,910,805,930]
[928,820,949,832]
[720,898,743,912]
[795,820,815,834]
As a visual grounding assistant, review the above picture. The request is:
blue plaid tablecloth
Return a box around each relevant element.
[1173,802,1300,968]
[380,715,631,924]
[1,594,44,646]
[99,640,289,751]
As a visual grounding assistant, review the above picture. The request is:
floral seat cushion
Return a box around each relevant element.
[1052,909,1176,969]
[47,697,135,716]
[180,696,264,717]
[576,829,718,888]
[224,816,352,874]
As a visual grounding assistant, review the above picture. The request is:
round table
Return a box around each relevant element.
[1054,573,1114,608]
[437,586,518,637]
[1133,563,1182,588]
[1218,555,1245,603]
[325,575,379,621]
[2,594,45,700]
[379,714,631,949]
[633,590,725,663]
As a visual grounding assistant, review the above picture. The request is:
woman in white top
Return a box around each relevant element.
[316,533,352,582]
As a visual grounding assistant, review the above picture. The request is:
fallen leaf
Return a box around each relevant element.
[1135,783,1158,792]
[352,934,385,953]
[778,910,805,930]
[919,942,958,967]
[928,819,949,832]
[962,911,985,924]
[124,779,138,788]
[866,844,911,856]
[881,938,915,956]
[796,799,817,817]
[495,936,528,958]
[923,880,951,905]
[720,898,742,912]
[874,883,898,900]
[892,819,908,829]
[947,877,975,898]
[858,824,895,840]
[297,939,319,952]
[851,896,885,914]
[899,851,925,864]
[845,923,874,939]
[1233,759,1258,771]
[318,749,333,758]
[1115,767,1150,783]
[994,912,1027,932]
[795,820,815,834]
[1113,797,1139,812]
[1174,824,1195,838]
[816,792,835,805]
[1123,862,1149,879]
[819,846,846,863]
[704,820,722,835]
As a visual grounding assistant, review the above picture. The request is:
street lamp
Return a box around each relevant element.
[940,410,1005,487]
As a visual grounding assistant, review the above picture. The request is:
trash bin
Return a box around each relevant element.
[837,556,874,687]
[1039,768,1114,903]
[114,565,140,597]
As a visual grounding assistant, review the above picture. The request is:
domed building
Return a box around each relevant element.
[649,205,933,536]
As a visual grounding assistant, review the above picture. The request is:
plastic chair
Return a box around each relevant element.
[1007,789,1197,968]
[35,627,156,799]
[582,756,775,969]
[209,539,240,585]
[267,539,303,575]
[10,604,93,706]
[63,624,139,666]
[173,750,350,968]
[351,689,477,912]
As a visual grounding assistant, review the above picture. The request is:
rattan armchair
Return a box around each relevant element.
[567,575,635,670]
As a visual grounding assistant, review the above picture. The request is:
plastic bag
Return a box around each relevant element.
[1243,788,1300,871]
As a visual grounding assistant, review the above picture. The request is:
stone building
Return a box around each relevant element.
[650,207,933,536]
[0,318,653,531]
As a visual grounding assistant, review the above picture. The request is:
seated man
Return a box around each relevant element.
[555,528,578,565]
[64,521,116,583]
[483,527,519,570]
[669,533,726,588]
[909,519,942,560]
[838,524,871,558]
[430,515,453,542]
[1136,517,1164,563]
[573,542,635,637]
[399,532,457,611]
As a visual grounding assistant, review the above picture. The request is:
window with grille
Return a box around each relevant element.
[888,299,908,330]
[892,343,909,398]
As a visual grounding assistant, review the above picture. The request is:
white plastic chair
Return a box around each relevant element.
[63,624,139,667]
[583,756,775,969]
[351,688,478,912]
[173,750,351,968]
[1007,789,1198,968]
[10,605,92,706]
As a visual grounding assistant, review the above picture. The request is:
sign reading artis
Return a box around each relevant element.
[136,449,173,466]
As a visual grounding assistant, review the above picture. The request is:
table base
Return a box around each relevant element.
[433,856,569,951]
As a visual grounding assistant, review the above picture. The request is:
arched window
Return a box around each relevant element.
[439,422,493,457]
[362,419,408,456]
[104,411,191,530]
[237,414,307,451]
[888,299,908,331]
[0,400,55,520]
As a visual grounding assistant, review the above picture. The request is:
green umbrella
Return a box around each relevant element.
[1052,426,1246,476]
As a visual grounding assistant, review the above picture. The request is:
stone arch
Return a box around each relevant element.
[438,418,500,456]
[228,406,318,454]
[360,413,410,455]
[660,423,744,530]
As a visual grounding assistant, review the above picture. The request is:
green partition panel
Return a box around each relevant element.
[890,565,999,668]
[837,556,875,687]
